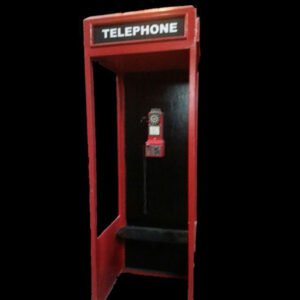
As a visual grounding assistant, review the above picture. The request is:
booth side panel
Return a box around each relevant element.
[96,217,123,299]
[188,45,198,300]
[84,50,125,300]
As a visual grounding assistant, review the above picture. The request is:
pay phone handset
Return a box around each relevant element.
[145,108,165,158]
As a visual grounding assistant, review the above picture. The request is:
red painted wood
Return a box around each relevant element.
[84,6,196,59]
[187,40,199,300]
[116,74,126,270]
[83,6,200,300]
[97,217,123,299]
[84,35,98,300]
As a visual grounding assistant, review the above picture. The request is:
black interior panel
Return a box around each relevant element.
[125,240,188,276]
[124,70,189,275]
[124,70,189,229]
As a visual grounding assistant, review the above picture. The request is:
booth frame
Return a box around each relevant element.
[83,6,200,300]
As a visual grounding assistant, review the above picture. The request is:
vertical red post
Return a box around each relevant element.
[188,44,198,300]
[116,74,126,270]
[84,51,98,300]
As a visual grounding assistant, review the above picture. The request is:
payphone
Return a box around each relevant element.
[84,6,200,300]
[145,108,165,158]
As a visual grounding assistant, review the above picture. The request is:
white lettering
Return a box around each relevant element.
[110,28,117,38]
[102,29,110,39]
[169,22,178,33]
[150,24,159,35]
[159,23,169,34]
[141,25,150,35]
[117,28,124,37]
[133,26,140,36]
[125,27,132,36]
[100,20,181,41]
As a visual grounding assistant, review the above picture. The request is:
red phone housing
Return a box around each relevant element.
[145,109,165,157]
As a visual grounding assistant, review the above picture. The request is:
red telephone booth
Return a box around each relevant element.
[83,6,200,300]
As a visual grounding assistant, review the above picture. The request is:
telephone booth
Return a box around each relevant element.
[83,6,200,300]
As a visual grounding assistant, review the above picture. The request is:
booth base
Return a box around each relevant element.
[107,273,187,300]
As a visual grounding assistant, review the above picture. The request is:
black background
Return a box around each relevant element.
[11,0,208,299]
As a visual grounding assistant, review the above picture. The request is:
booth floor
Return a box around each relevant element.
[107,273,187,300]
